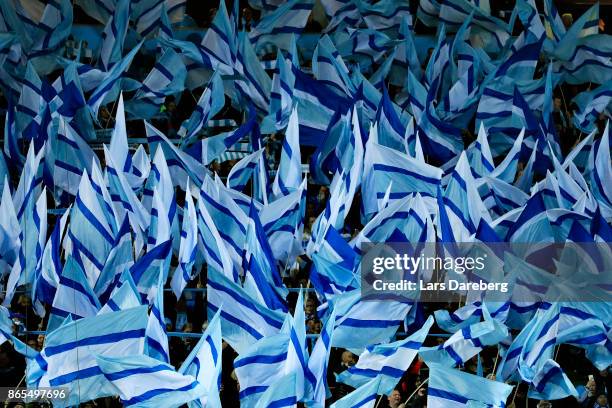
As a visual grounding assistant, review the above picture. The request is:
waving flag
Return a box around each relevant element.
[330,376,381,408]
[272,106,302,198]
[207,267,284,354]
[145,270,169,363]
[199,0,235,74]
[306,307,337,407]
[312,35,354,97]
[573,82,612,133]
[128,48,187,119]
[179,309,223,408]
[133,0,186,37]
[99,0,129,71]
[97,353,206,407]
[428,363,513,407]
[250,0,313,54]
[130,240,172,304]
[170,183,198,299]
[235,31,272,112]
[178,71,224,143]
[47,254,101,331]
[338,316,434,394]
[262,48,296,132]
[98,269,142,314]
[36,306,148,407]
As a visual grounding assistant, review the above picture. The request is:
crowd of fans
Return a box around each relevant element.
[0,1,610,407]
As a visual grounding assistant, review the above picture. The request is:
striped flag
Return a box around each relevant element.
[428,363,513,407]
[36,306,149,407]
[330,376,382,408]
[99,0,129,71]
[145,269,169,363]
[272,106,302,198]
[178,71,224,143]
[207,267,285,354]
[338,315,434,394]
[96,353,206,407]
[306,307,337,407]
[178,309,223,408]
[170,182,198,299]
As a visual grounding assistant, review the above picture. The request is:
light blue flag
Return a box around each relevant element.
[200,0,236,74]
[32,206,69,312]
[439,0,510,53]
[133,0,186,37]
[420,306,509,367]
[145,268,169,363]
[99,0,129,71]
[195,184,236,281]
[0,178,19,272]
[362,137,442,216]
[170,183,198,299]
[234,326,291,408]
[47,114,98,196]
[286,289,314,401]
[480,176,529,217]
[249,0,313,54]
[391,16,422,86]
[94,215,134,303]
[513,0,545,44]
[330,376,382,408]
[262,48,295,132]
[495,36,544,81]
[207,267,285,354]
[235,30,271,112]
[306,307,337,407]
[587,122,612,219]
[375,86,409,153]
[356,0,412,32]
[417,0,441,27]
[19,0,71,57]
[428,363,513,407]
[272,106,302,198]
[242,202,288,312]
[3,184,47,307]
[226,148,265,192]
[179,309,223,408]
[88,41,143,118]
[331,290,412,350]
[65,166,117,289]
[73,0,114,23]
[443,151,492,241]
[542,0,565,42]
[336,29,394,69]
[338,315,434,394]
[127,48,187,119]
[130,240,172,304]
[198,174,248,268]
[98,268,142,314]
[573,82,612,133]
[466,123,494,179]
[489,128,524,183]
[260,180,306,264]
[256,373,298,408]
[553,33,612,85]
[145,121,208,187]
[36,306,149,407]
[178,71,224,143]
[15,62,43,146]
[312,35,355,97]
[186,105,258,165]
[96,353,206,408]
[145,147,178,253]
[47,255,101,331]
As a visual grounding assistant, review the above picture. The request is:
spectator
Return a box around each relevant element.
[595,395,610,408]
[387,389,406,408]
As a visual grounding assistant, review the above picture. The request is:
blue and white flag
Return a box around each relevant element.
[128,48,187,119]
[249,0,313,54]
[331,290,412,350]
[96,353,206,408]
[312,35,354,97]
[362,138,442,216]
[329,376,382,408]
[256,373,298,408]
[587,122,612,220]
[306,307,337,407]
[98,269,142,314]
[199,0,236,74]
[207,267,285,354]
[338,315,434,394]
[130,240,172,304]
[99,0,129,71]
[48,255,101,331]
[573,82,612,133]
[235,30,272,112]
[179,309,223,408]
[226,148,265,192]
[262,48,296,132]
[133,0,186,38]
[170,183,198,299]
[428,363,513,407]
[272,106,302,198]
[88,41,143,118]
[36,306,148,407]
[145,269,169,363]
[178,71,224,143]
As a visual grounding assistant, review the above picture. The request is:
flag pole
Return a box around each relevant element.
[403,378,429,406]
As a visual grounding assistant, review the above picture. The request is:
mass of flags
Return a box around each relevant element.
[0,0,610,407]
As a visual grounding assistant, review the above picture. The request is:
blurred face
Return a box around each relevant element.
[553,98,562,111]
[389,390,401,403]
[598,395,608,406]
[341,351,355,365]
